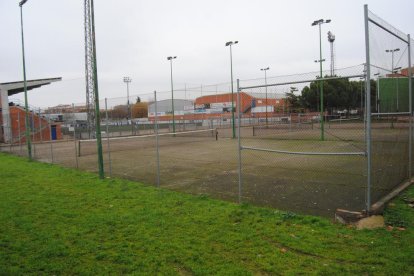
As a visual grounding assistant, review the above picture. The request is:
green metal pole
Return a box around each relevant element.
[230,45,236,139]
[170,59,176,134]
[90,0,104,179]
[319,23,325,141]
[19,4,32,160]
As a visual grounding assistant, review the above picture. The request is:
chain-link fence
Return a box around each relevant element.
[237,71,367,217]
[1,5,412,218]
[366,5,413,211]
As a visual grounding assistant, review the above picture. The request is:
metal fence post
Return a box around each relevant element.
[237,79,242,204]
[9,115,12,153]
[105,98,112,177]
[72,104,79,169]
[408,34,412,179]
[17,111,22,154]
[154,91,161,188]
[49,124,54,164]
[39,108,43,143]
[31,111,36,158]
[364,4,372,213]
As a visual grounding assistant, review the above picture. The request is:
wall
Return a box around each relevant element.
[0,106,62,143]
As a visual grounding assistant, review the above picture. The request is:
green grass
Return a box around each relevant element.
[0,153,413,275]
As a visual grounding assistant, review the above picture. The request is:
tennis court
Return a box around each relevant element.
[3,118,409,218]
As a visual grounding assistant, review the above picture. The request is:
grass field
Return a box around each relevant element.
[0,152,413,274]
[1,121,410,217]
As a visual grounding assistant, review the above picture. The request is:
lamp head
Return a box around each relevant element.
[225,41,238,47]
[19,0,28,7]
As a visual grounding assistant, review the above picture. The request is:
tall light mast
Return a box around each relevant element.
[84,0,95,139]
[83,0,104,178]
[327,31,336,76]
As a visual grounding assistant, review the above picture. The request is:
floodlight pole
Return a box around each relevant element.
[123,76,132,122]
[167,56,177,133]
[226,41,238,139]
[260,67,270,126]
[19,0,32,160]
[312,19,331,141]
[385,48,400,111]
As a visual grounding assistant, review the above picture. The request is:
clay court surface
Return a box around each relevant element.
[2,121,410,217]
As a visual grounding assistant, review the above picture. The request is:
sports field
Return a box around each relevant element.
[2,119,410,217]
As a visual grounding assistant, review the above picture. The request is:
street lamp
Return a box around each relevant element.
[385,48,400,74]
[123,76,132,123]
[394,66,402,112]
[260,67,270,126]
[225,40,238,139]
[19,0,32,160]
[312,18,331,141]
[385,48,400,111]
[167,56,177,133]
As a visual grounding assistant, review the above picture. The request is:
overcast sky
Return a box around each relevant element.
[1,0,413,108]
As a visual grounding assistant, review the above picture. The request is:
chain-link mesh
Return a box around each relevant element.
[367,7,412,209]
[238,67,367,216]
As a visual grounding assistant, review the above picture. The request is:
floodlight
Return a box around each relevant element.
[19,0,28,7]
[225,41,238,47]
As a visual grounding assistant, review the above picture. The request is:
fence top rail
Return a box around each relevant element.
[372,112,411,116]
[80,128,215,142]
[239,74,365,90]
[368,10,409,44]
[241,146,366,157]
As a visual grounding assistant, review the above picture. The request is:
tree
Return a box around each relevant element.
[285,91,302,112]
[111,105,128,119]
[131,102,148,118]
[299,76,377,114]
